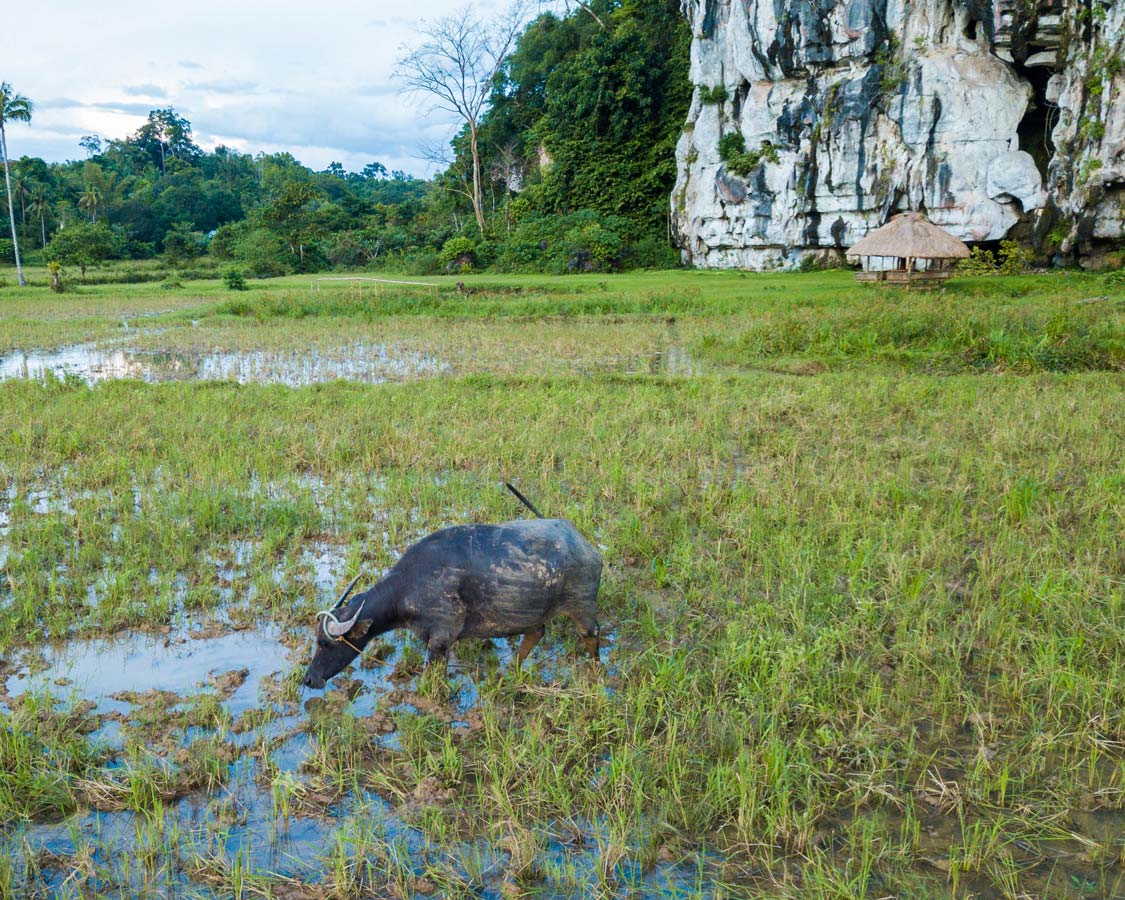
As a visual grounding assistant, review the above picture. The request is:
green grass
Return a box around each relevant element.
[1,267,1124,897]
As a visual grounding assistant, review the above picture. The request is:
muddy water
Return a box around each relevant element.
[0,335,706,385]
[4,628,289,719]
[0,624,660,899]
[0,341,448,386]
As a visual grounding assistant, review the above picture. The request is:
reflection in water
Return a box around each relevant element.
[0,624,657,898]
[0,342,448,386]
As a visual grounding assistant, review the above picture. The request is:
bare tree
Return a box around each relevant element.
[548,0,604,28]
[398,2,530,234]
[419,139,478,216]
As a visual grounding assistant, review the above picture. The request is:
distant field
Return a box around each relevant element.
[1,267,1124,898]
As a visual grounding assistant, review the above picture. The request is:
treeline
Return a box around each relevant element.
[3,0,689,278]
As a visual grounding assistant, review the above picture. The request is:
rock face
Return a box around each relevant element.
[673,0,1125,268]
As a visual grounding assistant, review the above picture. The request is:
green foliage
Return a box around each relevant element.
[1046,219,1072,248]
[45,222,124,281]
[698,84,728,104]
[47,260,64,293]
[226,227,293,278]
[162,223,207,265]
[875,35,909,100]
[1104,269,1125,287]
[1080,118,1107,141]
[1078,157,1104,185]
[439,236,479,272]
[5,2,691,276]
[475,0,691,239]
[998,240,1032,275]
[958,246,999,275]
[718,132,780,177]
[489,210,633,273]
[223,269,248,291]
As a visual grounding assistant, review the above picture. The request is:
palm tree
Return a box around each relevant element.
[27,184,49,248]
[13,172,28,225]
[78,185,101,223]
[0,82,33,287]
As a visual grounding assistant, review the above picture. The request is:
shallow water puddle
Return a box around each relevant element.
[0,624,650,898]
[0,340,447,385]
[4,627,290,719]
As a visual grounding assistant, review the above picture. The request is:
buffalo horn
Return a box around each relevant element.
[325,606,362,638]
[333,573,362,609]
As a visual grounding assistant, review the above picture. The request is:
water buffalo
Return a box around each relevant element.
[302,493,601,689]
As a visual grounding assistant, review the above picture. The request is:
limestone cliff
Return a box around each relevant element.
[673,0,1125,268]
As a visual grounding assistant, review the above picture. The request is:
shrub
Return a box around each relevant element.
[998,240,1032,275]
[230,228,291,278]
[699,85,728,104]
[48,261,65,293]
[439,236,478,272]
[958,246,998,275]
[46,222,125,283]
[160,274,184,291]
[625,235,682,269]
[718,132,780,177]
[210,222,245,260]
[162,223,208,265]
[224,269,248,291]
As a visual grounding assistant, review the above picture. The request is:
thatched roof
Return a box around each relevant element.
[846,213,970,260]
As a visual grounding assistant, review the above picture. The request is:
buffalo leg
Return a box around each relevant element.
[516,626,545,668]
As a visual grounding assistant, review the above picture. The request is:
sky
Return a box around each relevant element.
[0,0,513,176]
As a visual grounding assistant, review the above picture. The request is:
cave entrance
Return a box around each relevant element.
[1015,61,1055,180]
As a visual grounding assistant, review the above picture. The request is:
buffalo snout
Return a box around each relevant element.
[302,670,326,690]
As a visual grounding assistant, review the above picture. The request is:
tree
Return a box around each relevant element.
[134,108,200,174]
[162,222,206,264]
[398,1,530,233]
[481,0,691,236]
[27,183,49,248]
[46,221,122,282]
[257,181,324,269]
[361,162,388,180]
[0,82,32,286]
[78,185,101,222]
[12,171,28,225]
[79,134,102,157]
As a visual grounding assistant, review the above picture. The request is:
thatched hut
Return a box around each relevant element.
[846,212,970,285]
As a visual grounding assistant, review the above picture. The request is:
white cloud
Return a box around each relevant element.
[1,0,513,175]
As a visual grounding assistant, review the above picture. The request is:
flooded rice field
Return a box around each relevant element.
[0,471,682,899]
[5,277,1125,898]
[0,317,706,387]
[0,340,449,386]
[0,614,660,898]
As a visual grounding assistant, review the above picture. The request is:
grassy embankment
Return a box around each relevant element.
[0,267,1124,897]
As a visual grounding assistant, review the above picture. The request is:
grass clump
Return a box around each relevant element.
[695,295,1125,372]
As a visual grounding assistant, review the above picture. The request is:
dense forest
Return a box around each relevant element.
[1,0,690,279]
